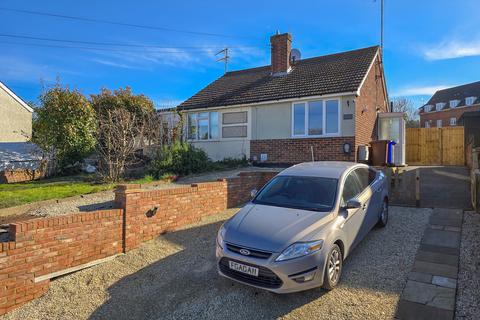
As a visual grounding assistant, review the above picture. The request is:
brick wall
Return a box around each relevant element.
[0,210,123,314]
[0,168,45,184]
[354,54,389,154]
[114,171,277,252]
[250,137,355,164]
[0,171,277,315]
[420,105,480,128]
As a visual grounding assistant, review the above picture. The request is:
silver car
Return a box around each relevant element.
[216,161,389,293]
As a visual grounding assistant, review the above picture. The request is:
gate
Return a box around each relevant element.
[406,126,464,165]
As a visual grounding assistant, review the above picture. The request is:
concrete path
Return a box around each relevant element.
[389,166,471,210]
[396,208,463,319]
[419,167,471,210]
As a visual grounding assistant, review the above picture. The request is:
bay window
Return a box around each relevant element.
[292,99,340,137]
[187,111,219,140]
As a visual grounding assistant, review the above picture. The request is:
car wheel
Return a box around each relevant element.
[377,198,388,227]
[322,244,343,290]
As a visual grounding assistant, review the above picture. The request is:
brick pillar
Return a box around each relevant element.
[114,184,143,253]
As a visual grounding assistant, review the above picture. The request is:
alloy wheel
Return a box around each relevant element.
[381,200,388,224]
[328,248,341,284]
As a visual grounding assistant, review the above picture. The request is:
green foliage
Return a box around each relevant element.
[148,142,210,178]
[32,84,97,173]
[90,87,154,120]
[148,143,249,178]
[213,156,248,168]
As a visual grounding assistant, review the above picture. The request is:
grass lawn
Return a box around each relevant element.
[0,175,116,209]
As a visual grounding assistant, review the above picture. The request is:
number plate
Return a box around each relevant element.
[229,261,259,277]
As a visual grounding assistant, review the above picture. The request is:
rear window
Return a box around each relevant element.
[253,176,338,212]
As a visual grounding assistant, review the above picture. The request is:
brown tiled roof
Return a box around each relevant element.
[178,46,380,110]
[420,81,480,112]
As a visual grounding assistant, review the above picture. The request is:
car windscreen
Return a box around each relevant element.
[253,176,338,212]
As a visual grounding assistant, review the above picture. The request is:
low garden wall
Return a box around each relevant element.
[0,168,45,184]
[0,171,278,315]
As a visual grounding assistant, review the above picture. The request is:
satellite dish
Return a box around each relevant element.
[291,49,301,63]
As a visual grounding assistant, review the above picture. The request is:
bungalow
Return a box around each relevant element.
[0,81,43,183]
[178,33,389,164]
[0,81,33,142]
[419,81,480,128]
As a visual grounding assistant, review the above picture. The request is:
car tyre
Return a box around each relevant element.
[322,244,342,290]
[377,198,388,228]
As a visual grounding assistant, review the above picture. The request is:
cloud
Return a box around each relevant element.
[0,54,84,85]
[90,47,200,70]
[89,43,267,71]
[423,39,480,60]
[90,58,139,69]
[392,85,454,97]
[0,55,55,83]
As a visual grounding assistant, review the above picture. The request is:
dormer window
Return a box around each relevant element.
[436,102,446,110]
[466,96,477,106]
[424,105,432,112]
[450,100,460,108]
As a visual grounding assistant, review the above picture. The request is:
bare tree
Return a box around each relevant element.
[96,109,137,182]
[392,97,420,128]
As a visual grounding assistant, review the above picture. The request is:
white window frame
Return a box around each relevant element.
[424,105,432,112]
[425,121,431,128]
[221,111,248,139]
[291,98,341,138]
[466,96,476,106]
[436,102,445,110]
[187,111,219,141]
[450,100,460,108]
[437,119,442,128]
[450,117,456,126]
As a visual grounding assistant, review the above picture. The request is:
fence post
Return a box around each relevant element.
[415,169,420,207]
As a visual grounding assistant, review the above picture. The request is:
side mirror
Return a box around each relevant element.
[250,189,258,199]
[345,199,362,209]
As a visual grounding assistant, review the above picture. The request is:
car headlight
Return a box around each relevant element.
[217,225,226,249]
[275,240,324,262]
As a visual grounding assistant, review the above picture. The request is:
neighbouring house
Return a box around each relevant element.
[178,33,389,164]
[0,81,43,183]
[419,81,480,128]
[0,81,33,142]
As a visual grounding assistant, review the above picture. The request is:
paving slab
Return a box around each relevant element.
[422,229,460,249]
[397,206,463,320]
[419,244,459,256]
[413,260,458,279]
[408,271,432,284]
[396,300,454,320]
[402,280,456,310]
[432,276,456,289]
[429,217,463,228]
[415,250,459,267]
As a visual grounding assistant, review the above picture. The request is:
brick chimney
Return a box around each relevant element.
[270,32,292,75]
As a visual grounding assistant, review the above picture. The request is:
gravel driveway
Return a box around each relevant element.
[0,206,429,320]
[456,211,480,319]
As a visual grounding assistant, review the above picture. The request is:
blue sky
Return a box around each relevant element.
[1,0,479,109]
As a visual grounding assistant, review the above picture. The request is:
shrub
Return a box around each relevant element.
[32,84,97,174]
[148,142,210,178]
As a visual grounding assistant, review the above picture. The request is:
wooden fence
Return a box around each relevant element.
[406,126,464,165]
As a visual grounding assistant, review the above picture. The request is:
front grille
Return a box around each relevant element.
[225,243,272,259]
[219,257,283,289]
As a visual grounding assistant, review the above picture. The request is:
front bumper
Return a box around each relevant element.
[216,243,327,293]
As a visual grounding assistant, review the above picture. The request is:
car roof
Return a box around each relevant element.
[277,161,367,179]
